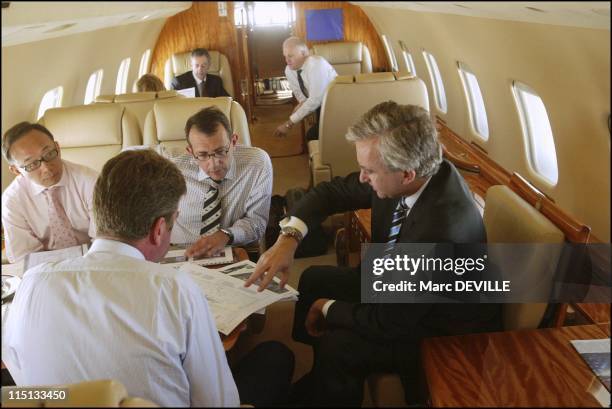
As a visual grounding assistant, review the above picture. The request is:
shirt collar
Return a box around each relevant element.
[402,176,432,209]
[192,72,206,85]
[87,238,145,260]
[294,56,311,73]
[31,161,68,196]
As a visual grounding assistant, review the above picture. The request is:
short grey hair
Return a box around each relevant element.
[282,36,309,55]
[345,101,442,178]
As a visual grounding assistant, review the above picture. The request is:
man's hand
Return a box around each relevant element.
[244,235,298,292]
[305,298,330,337]
[185,231,230,259]
[273,123,290,138]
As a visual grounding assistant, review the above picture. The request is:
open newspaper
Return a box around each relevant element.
[570,338,611,391]
[179,260,298,335]
[160,245,233,267]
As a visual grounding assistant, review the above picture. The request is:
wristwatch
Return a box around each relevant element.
[280,226,303,244]
[220,228,234,245]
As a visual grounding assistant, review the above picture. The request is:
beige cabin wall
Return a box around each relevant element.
[1,19,166,192]
[360,5,610,241]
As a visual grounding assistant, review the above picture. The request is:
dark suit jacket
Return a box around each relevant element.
[170,72,229,97]
[291,159,501,342]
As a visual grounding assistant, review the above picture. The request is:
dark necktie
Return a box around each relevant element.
[200,182,221,236]
[383,199,410,254]
[297,69,309,98]
[197,81,207,97]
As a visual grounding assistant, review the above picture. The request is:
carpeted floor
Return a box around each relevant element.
[250,103,304,158]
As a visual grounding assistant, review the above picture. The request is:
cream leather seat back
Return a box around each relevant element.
[311,41,373,75]
[483,185,565,330]
[310,72,429,186]
[143,97,250,154]
[164,50,234,97]
[1,379,157,407]
[95,91,185,136]
[40,104,141,172]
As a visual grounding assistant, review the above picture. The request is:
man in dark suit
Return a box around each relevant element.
[170,48,229,98]
[246,101,501,405]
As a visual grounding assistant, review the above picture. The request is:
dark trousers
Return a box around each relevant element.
[291,266,421,406]
[232,341,295,407]
[305,107,321,142]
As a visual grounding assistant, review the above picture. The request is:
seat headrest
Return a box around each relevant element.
[43,104,124,148]
[313,42,363,64]
[333,75,355,84]
[355,72,396,83]
[153,97,233,142]
[394,70,416,80]
[484,185,565,243]
[114,92,157,103]
[172,50,222,74]
[156,90,182,100]
[95,94,115,103]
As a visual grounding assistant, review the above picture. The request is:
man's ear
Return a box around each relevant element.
[230,133,239,146]
[402,169,417,185]
[8,164,22,177]
[186,144,193,155]
[149,216,167,246]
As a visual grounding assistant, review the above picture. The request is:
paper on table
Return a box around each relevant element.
[160,246,233,267]
[180,262,298,335]
[571,338,611,391]
[23,244,88,273]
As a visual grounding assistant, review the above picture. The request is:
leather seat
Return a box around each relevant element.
[311,41,373,75]
[483,184,565,330]
[94,91,185,136]
[143,97,251,154]
[309,72,428,187]
[39,104,141,172]
[1,379,157,407]
[164,50,234,97]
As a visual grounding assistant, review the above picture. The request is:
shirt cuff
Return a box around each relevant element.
[322,299,336,318]
[289,112,302,124]
[279,216,309,238]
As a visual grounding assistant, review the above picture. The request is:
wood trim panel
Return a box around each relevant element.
[292,2,391,72]
[149,2,243,106]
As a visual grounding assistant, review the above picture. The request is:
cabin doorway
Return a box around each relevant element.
[235,2,304,157]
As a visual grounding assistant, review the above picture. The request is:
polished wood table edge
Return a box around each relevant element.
[573,303,611,326]
[421,324,611,408]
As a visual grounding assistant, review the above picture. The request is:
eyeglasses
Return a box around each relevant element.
[19,148,59,172]
[191,144,231,162]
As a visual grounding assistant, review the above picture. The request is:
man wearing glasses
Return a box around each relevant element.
[1,122,98,263]
[165,107,272,259]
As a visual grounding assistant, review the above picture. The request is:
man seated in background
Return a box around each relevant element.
[1,122,98,263]
[249,102,501,405]
[164,106,272,260]
[2,149,294,406]
[274,36,338,141]
[170,48,230,97]
[135,73,166,92]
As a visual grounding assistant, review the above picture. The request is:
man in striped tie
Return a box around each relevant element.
[248,101,500,405]
[166,107,273,260]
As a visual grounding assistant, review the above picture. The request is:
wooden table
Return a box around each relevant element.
[422,324,611,407]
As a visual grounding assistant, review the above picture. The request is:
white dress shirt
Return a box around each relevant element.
[167,146,273,246]
[1,238,239,407]
[286,55,338,124]
[1,160,98,263]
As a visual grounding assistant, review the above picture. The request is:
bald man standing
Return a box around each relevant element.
[274,36,337,141]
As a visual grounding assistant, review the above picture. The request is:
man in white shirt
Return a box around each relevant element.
[2,149,294,406]
[273,36,338,141]
[1,122,98,263]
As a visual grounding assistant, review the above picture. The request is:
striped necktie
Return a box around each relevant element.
[384,199,410,253]
[200,182,222,236]
[297,69,309,98]
[44,186,79,249]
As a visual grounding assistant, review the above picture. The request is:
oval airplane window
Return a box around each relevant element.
[84,69,103,104]
[37,86,63,120]
[457,62,489,140]
[381,34,399,72]
[138,49,151,78]
[422,50,447,113]
[512,80,559,185]
[115,57,131,95]
[398,40,416,76]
